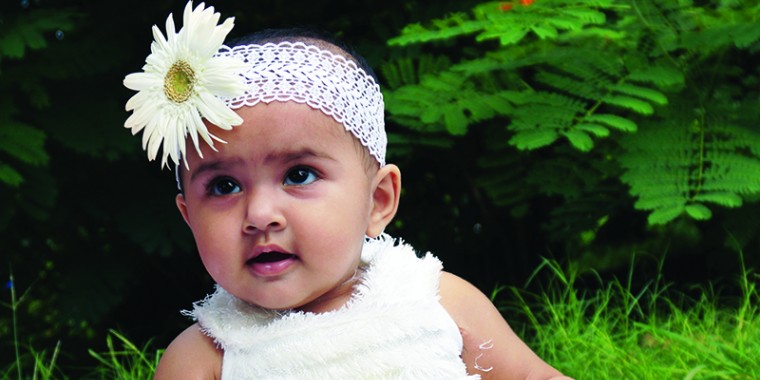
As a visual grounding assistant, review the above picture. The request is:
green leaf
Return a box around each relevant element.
[0,122,48,165]
[628,66,685,87]
[509,129,559,150]
[460,97,495,121]
[602,95,654,115]
[610,83,668,105]
[561,8,606,24]
[575,123,610,137]
[0,163,24,186]
[733,22,760,48]
[563,130,594,152]
[420,107,442,124]
[692,192,743,207]
[685,203,713,220]
[20,25,48,51]
[492,28,529,46]
[647,204,685,225]
[531,24,559,40]
[443,106,468,135]
[584,114,637,132]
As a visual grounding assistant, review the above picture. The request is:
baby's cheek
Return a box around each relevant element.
[197,248,223,276]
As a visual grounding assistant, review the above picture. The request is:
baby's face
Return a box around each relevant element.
[176,101,375,312]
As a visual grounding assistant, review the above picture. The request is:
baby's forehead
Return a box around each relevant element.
[202,101,359,151]
[179,101,371,177]
[202,101,374,168]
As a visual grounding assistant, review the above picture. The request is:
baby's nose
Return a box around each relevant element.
[242,189,286,233]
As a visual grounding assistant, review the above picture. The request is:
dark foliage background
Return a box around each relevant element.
[1,0,758,375]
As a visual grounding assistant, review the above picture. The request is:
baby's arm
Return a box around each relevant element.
[439,272,574,380]
[153,323,222,380]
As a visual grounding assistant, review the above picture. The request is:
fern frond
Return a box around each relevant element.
[681,21,760,52]
[389,1,616,47]
[384,71,513,134]
[508,91,587,150]
[475,141,533,211]
[384,0,760,234]
[385,3,689,154]
[388,15,488,46]
[524,47,672,147]
[0,10,77,59]
[620,117,760,225]
[542,185,618,242]
[381,57,414,90]
[0,120,48,166]
[535,71,603,101]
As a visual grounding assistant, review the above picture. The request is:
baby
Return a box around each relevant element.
[123,2,572,379]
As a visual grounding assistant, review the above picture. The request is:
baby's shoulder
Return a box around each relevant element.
[438,272,571,380]
[153,323,222,380]
[438,271,496,327]
[438,272,489,306]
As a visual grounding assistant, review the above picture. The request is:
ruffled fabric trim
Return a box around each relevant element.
[184,235,479,379]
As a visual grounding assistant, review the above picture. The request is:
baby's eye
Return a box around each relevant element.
[208,177,241,196]
[283,167,318,186]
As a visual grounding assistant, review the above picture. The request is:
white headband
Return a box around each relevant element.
[123,2,387,177]
[215,42,387,166]
[173,41,388,189]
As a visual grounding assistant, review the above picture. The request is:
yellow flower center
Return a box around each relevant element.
[164,61,196,103]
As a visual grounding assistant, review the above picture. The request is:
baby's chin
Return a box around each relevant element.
[229,289,322,312]
[244,289,353,314]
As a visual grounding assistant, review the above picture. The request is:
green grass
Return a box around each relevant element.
[503,256,759,379]
[3,257,759,379]
[2,275,159,380]
[86,330,161,380]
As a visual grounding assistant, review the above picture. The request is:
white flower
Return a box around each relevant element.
[123,1,246,168]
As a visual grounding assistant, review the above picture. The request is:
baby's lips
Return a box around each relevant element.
[248,243,290,261]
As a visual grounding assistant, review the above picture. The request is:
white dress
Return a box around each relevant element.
[185,235,479,380]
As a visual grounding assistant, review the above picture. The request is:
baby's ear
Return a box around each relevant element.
[175,193,191,226]
[366,164,401,237]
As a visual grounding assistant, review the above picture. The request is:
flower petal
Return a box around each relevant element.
[124,72,161,92]
[122,0,244,167]
[196,89,242,129]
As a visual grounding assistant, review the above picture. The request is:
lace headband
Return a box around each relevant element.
[215,42,386,166]
[123,1,387,172]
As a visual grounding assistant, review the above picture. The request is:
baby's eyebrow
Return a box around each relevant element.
[188,158,242,183]
[187,149,335,182]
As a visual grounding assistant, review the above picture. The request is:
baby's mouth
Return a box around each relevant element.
[246,251,298,276]
[248,251,295,264]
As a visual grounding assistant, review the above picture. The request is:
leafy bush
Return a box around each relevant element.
[382,0,760,262]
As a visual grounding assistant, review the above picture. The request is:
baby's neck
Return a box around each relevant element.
[295,267,364,314]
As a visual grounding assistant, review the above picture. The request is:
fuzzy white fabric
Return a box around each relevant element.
[185,235,479,379]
